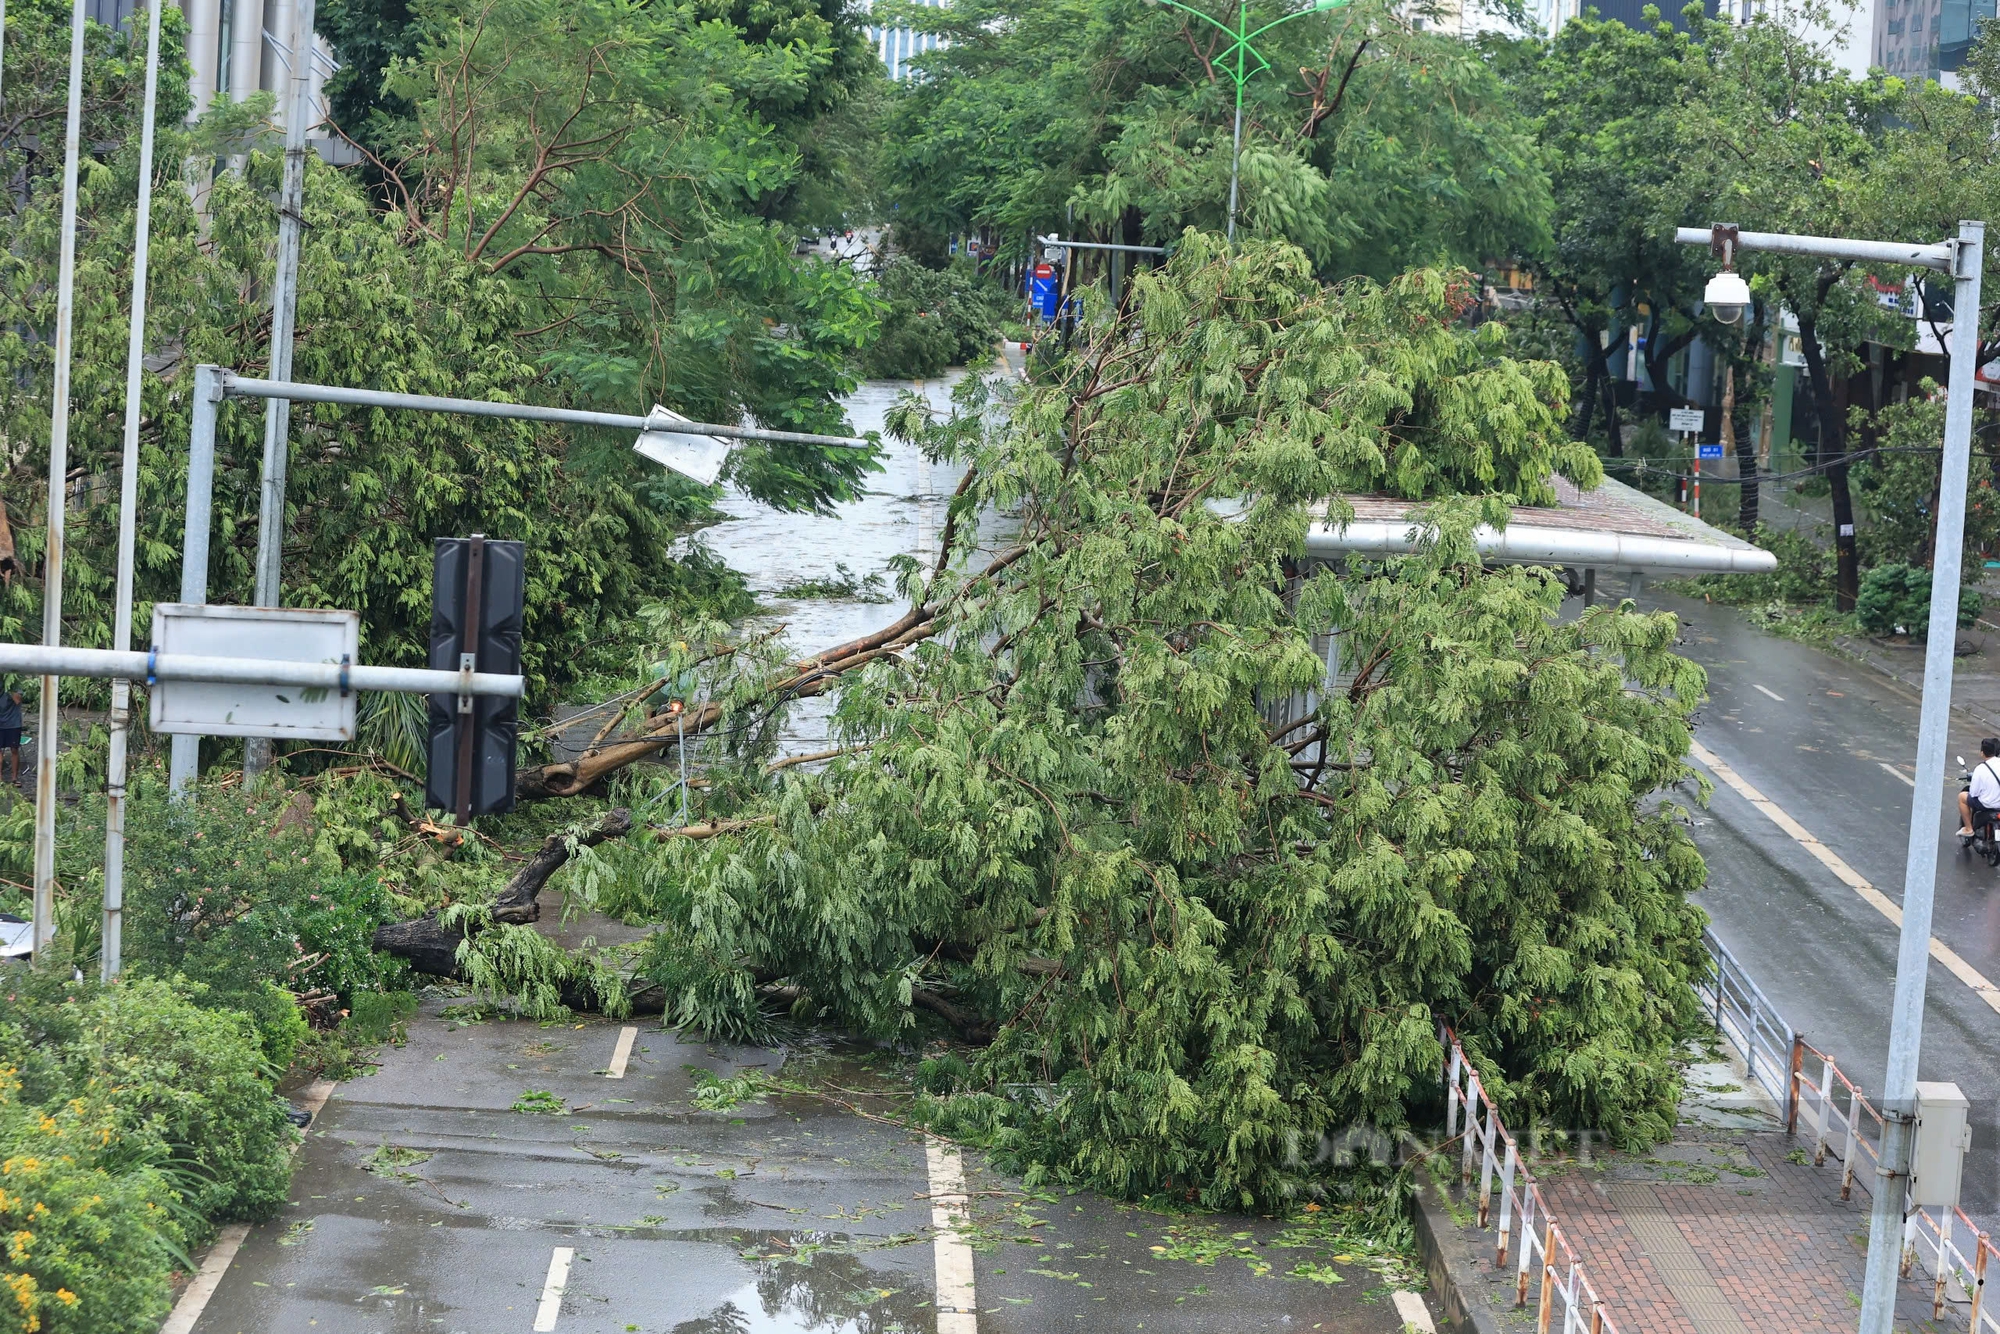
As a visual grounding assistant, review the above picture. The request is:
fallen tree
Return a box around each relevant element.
[482,236,1714,1209]
[372,807,636,977]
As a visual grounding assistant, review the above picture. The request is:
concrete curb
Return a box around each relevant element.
[1408,1178,1504,1334]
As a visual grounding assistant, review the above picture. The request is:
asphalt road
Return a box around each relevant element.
[1647,590,2000,1224]
[183,1003,1437,1334]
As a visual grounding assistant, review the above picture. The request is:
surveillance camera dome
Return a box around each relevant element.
[1705,270,1752,325]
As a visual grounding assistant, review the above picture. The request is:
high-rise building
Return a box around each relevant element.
[85,0,350,158]
[1874,0,1951,78]
[869,0,945,79]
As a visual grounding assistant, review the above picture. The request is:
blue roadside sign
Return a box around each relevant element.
[1698,443,1724,460]
[1030,262,1060,320]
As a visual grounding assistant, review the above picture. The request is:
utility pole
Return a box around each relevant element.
[103,0,170,982]
[1682,220,1986,1334]
[29,0,89,963]
[1143,0,1349,244]
[245,0,319,782]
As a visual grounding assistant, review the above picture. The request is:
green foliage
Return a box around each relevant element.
[61,980,298,1224]
[861,260,1011,380]
[119,779,401,1028]
[617,238,1707,1208]
[879,0,1549,276]
[370,0,886,438]
[1679,525,1834,608]
[1852,387,2000,572]
[445,907,630,1021]
[1855,563,1981,637]
[0,1065,185,1334]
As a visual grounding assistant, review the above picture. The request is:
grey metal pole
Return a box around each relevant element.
[218,374,873,447]
[102,0,169,983]
[1856,218,1986,1334]
[245,0,318,782]
[169,367,222,797]
[1226,93,1243,245]
[0,0,8,109]
[30,0,88,963]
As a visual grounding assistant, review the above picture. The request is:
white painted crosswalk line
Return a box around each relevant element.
[925,1138,977,1333]
[1752,683,1784,702]
[606,1026,637,1078]
[1880,761,1915,787]
[533,1246,574,1332]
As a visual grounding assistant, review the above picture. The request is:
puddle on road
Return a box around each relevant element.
[669,1248,933,1333]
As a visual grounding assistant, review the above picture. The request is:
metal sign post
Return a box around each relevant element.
[168,366,873,799]
[30,0,90,964]
[454,534,484,829]
[1669,407,1707,520]
[104,0,170,981]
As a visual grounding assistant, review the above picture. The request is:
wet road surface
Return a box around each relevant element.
[1648,590,2000,1224]
[189,1003,1436,1333]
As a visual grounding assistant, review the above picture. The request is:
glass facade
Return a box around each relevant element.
[868,0,945,80]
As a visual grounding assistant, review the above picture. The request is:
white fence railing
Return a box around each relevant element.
[1697,932,1998,1328]
[1696,927,1795,1109]
[1443,1025,1622,1333]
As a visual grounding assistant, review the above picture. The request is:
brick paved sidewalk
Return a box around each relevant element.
[1428,1068,1958,1333]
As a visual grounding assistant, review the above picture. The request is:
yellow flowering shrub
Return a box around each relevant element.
[0,1069,181,1334]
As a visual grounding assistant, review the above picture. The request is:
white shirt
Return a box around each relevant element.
[1971,759,2000,808]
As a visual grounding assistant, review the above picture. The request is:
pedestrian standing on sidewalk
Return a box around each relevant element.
[0,681,23,787]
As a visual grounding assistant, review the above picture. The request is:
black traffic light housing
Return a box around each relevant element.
[427,535,524,822]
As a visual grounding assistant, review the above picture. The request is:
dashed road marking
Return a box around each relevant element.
[925,1138,977,1333]
[606,1026,637,1079]
[1752,684,1785,702]
[1691,739,2000,1015]
[534,1247,574,1332]
[1880,762,1916,787]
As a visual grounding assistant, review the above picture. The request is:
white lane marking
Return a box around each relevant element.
[606,1026,638,1079]
[159,1223,251,1334]
[1691,739,2000,1014]
[925,1138,977,1333]
[1392,1289,1437,1332]
[534,1247,574,1332]
[159,1077,340,1333]
[1880,762,1916,787]
[1752,683,1785,702]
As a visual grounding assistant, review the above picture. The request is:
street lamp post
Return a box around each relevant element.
[1145,0,1350,243]
[1681,220,1985,1334]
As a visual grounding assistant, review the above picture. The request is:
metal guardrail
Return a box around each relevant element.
[1696,927,1796,1109]
[1443,1025,1622,1334]
[1697,931,2000,1328]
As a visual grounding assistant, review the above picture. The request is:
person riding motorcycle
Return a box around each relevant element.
[1960,737,2000,838]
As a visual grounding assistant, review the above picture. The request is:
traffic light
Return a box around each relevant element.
[427,535,524,822]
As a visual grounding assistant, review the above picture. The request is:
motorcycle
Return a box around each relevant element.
[1960,756,2000,866]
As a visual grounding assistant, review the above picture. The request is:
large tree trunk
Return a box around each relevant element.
[371,807,635,976]
[1798,314,1859,610]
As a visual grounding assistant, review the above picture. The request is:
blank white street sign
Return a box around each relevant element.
[635,406,732,487]
[148,604,359,740]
